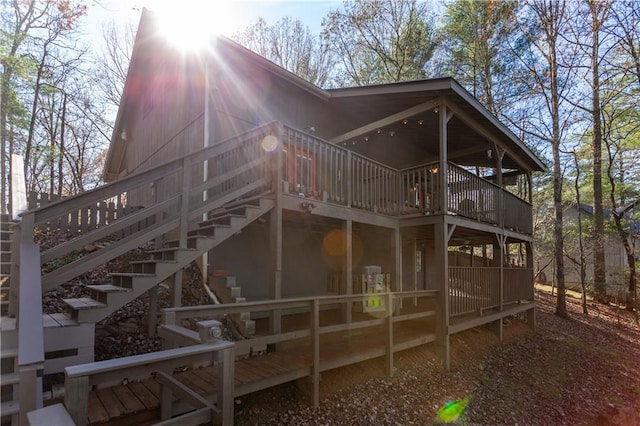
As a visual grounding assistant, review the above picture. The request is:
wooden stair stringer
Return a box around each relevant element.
[71,198,274,323]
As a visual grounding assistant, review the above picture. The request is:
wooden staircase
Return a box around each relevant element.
[1,215,20,425]
[61,198,273,324]
[3,122,280,421]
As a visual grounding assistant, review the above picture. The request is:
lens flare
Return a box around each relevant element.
[437,397,471,423]
[261,135,278,152]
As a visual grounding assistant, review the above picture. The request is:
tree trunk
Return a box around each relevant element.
[590,0,607,302]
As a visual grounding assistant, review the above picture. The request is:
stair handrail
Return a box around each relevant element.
[23,121,280,229]
[19,121,279,294]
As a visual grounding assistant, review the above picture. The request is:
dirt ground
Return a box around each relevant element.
[233,290,640,425]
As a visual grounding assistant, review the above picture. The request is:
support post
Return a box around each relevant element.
[160,380,173,421]
[179,157,191,248]
[438,102,449,214]
[343,219,353,323]
[148,286,158,337]
[64,375,89,426]
[394,227,402,310]
[346,151,352,208]
[310,299,320,408]
[172,269,183,308]
[434,220,450,371]
[269,124,284,338]
[215,346,235,425]
[385,292,394,377]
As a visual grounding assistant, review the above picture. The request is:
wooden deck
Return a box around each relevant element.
[69,307,437,425]
[51,292,534,425]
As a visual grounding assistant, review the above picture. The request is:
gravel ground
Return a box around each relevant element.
[233,291,640,425]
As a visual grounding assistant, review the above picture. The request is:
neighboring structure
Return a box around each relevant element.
[537,203,639,294]
[1,9,545,425]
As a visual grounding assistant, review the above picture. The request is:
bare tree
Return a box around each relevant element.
[514,0,578,317]
[322,0,438,85]
[234,17,335,88]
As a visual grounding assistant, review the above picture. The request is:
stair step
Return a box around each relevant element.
[109,272,156,278]
[86,284,131,293]
[63,297,107,310]
[86,284,131,304]
[199,213,245,227]
[130,259,177,274]
[110,272,156,289]
[187,223,231,237]
[149,247,196,261]
[1,372,19,385]
[213,276,236,288]
[164,235,210,249]
[43,313,78,327]
[1,400,19,417]
[0,347,18,359]
[0,316,16,331]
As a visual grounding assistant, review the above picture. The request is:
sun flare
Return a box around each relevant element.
[150,0,235,50]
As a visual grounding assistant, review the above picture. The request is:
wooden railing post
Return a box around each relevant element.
[385,293,394,377]
[346,151,352,208]
[179,158,191,248]
[310,299,320,408]
[214,345,234,426]
[64,375,89,426]
[17,213,45,422]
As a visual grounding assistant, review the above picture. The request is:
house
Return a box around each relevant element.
[537,203,639,295]
[1,8,545,425]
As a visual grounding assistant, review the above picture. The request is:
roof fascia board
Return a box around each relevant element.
[328,77,452,98]
[448,81,546,172]
[331,98,440,145]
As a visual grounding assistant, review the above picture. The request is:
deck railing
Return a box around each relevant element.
[449,267,500,316]
[64,339,235,426]
[279,125,532,232]
[350,153,400,215]
[449,266,534,317]
[160,290,438,407]
[399,162,441,215]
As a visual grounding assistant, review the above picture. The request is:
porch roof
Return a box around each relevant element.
[326,79,546,173]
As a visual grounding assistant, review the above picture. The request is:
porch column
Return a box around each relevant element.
[343,219,353,323]
[269,125,284,336]
[438,103,449,214]
[525,241,536,330]
[434,219,450,371]
[395,226,402,311]
[492,234,506,341]
[492,143,505,227]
